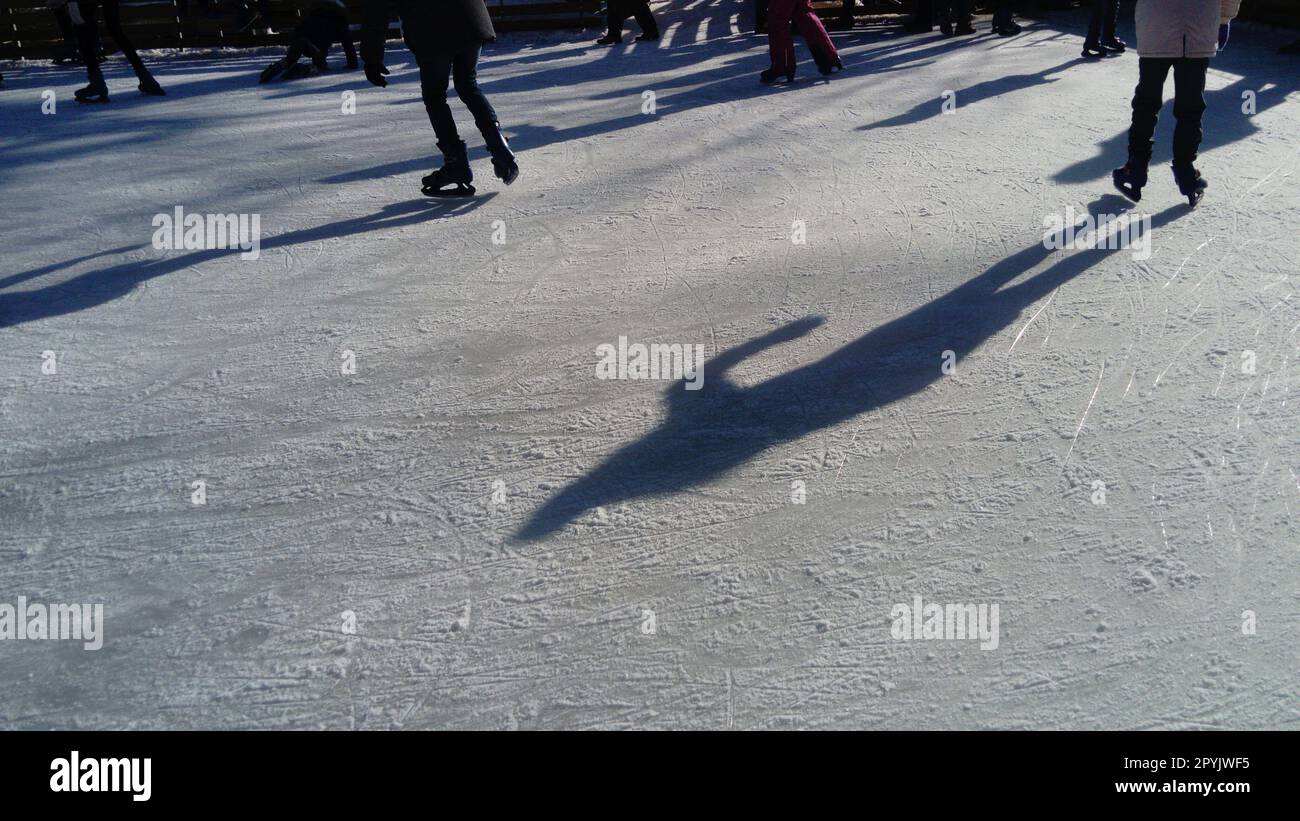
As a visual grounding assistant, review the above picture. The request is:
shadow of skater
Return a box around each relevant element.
[0,196,491,328]
[517,195,1187,541]
[860,57,1086,131]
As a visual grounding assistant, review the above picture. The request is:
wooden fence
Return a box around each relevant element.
[0,0,603,60]
[2,1,1295,61]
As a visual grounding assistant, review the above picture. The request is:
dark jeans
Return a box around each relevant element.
[1087,0,1119,43]
[1128,57,1210,167]
[936,1,971,24]
[75,0,151,82]
[607,0,658,38]
[419,47,499,147]
[991,0,1014,27]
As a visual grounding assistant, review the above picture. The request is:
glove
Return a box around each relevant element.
[1218,22,1230,51]
[364,63,389,88]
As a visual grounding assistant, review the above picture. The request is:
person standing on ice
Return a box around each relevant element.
[595,1,660,45]
[50,0,164,102]
[1081,0,1125,58]
[360,0,518,197]
[760,0,841,84]
[259,0,358,83]
[1112,0,1241,208]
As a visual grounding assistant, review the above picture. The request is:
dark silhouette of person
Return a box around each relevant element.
[518,197,1186,540]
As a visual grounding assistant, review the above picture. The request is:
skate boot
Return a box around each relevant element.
[955,20,976,35]
[595,32,622,45]
[1100,36,1126,53]
[480,121,519,186]
[75,77,110,103]
[1172,163,1208,208]
[1081,40,1106,58]
[283,63,314,80]
[137,73,166,96]
[422,140,475,197]
[759,66,796,84]
[260,59,288,83]
[1112,154,1149,203]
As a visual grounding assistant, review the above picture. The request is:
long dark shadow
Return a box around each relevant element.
[0,196,492,328]
[518,195,1188,540]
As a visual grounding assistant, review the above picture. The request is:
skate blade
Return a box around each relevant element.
[423,185,476,198]
[75,96,110,104]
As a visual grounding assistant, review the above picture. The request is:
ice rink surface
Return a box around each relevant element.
[1,3,1297,729]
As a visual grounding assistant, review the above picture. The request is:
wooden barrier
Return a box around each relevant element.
[0,0,603,60]
[2,1,1294,61]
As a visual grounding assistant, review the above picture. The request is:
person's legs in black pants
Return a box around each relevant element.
[755,0,768,33]
[454,47,518,184]
[630,1,659,38]
[1127,57,1172,167]
[1085,0,1121,49]
[418,54,460,145]
[100,0,160,88]
[451,49,499,134]
[1171,57,1209,168]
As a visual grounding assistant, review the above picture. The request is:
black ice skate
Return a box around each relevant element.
[1172,163,1208,208]
[260,59,288,83]
[138,74,166,96]
[1100,36,1126,53]
[75,78,110,103]
[480,121,519,186]
[595,33,622,45]
[760,66,796,85]
[422,140,475,198]
[1112,162,1148,203]
[1081,40,1106,58]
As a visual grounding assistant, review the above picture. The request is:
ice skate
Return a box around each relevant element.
[1112,162,1148,203]
[75,78,110,103]
[422,140,476,198]
[1172,163,1208,208]
[480,122,519,186]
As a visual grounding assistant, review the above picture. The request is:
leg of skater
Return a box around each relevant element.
[52,4,84,63]
[454,48,518,185]
[762,0,797,83]
[72,2,110,102]
[101,0,164,94]
[755,0,768,34]
[630,1,659,40]
[1170,57,1211,206]
[597,1,628,45]
[953,0,973,35]
[793,0,842,75]
[1112,57,1170,202]
[417,55,476,197]
[991,0,1020,36]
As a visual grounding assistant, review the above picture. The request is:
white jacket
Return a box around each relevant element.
[1136,0,1243,59]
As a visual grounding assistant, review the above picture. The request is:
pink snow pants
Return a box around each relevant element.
[766,0,838,73]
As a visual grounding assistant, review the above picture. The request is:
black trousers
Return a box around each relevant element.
[607,0,658,38]
[1127,57,1210,167]
[75,0,151,82]
[419,47,499,148]
[936,1,970,23]
[1087,0,1119,43]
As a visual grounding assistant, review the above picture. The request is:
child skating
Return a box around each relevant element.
[1112,0,1241,208]
[360,0,518,197]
